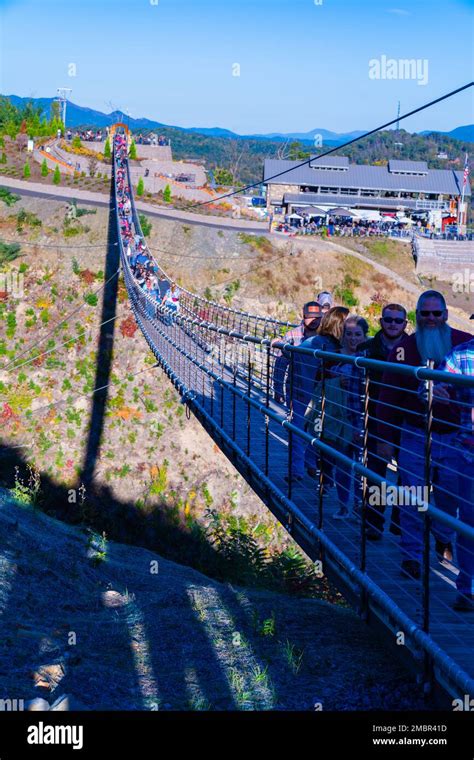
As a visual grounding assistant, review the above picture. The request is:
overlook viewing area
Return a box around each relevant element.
[113,133,474,705]
[413,234,474,276]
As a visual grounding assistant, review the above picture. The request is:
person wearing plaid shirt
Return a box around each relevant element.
[437,338,474,610]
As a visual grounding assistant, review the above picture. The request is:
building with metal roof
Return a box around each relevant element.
[263,156,470,216]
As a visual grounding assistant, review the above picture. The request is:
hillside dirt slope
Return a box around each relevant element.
[0,491,427,711]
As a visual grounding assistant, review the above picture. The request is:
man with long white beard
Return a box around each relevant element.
[376,291,472,589]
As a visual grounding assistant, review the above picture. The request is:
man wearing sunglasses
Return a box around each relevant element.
[359,304,408,540]
[377,290,472,587]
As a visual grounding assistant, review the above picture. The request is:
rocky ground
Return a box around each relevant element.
[0,489,430,711]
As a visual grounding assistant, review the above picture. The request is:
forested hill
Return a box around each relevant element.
[140,126,472,185]
[0,95,472,186]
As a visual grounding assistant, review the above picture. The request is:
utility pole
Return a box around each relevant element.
[396,101,401,132]
[56,88,72,128]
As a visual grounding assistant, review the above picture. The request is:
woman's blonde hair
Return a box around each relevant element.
[317,306,350,344]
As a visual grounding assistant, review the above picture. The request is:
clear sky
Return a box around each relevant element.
[0,0,473,135]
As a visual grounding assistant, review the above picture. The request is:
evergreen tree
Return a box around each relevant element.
[136,177,144,196]
[103,138,111,160]
[53,165,61,185]
[129,140,137,160]
[23,161,31,179]
[41,158,48,176]
[163,184,172,203]
[0,152,6,164]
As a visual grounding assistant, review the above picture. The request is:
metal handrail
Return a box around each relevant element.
[113,135,474,699]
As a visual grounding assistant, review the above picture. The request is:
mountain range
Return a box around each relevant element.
[4,95,474,145]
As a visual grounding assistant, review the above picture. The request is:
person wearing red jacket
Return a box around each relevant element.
[376,290,472,586]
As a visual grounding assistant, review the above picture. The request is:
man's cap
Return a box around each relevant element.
[303,301,322,317]
[317,291,333,307]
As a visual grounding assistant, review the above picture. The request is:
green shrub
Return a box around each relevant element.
[0,241,22,264]
[0,188,20,206]
[41,158,48,176]
[163,184,171,203]
[84,292,98,307]
[139,213,152,237]
[137,176,144,196]
[53,165,61,184]
[23,161,31,178]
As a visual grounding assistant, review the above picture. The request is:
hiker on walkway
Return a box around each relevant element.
[377,290,472,581]
[288,306,349,483]
[272,301,323,406]
[359,303,408,540]
[323,315,369,519]
[436,338,474,611]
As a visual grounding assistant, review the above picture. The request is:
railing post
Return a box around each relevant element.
[232,360,237,441]
[360,366,370,571]
[246,344,252,459]
[288,350,294,500]
[317,360,326,530]
[265,344,270,478]
[220,336,225,430]
[359,365,370,618]
[422,359,434,694]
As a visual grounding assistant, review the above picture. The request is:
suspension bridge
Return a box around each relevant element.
[113,135,474,704]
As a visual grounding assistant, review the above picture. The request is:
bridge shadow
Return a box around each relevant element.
[78,175,120,491]
[0,441,430,711]
[0,442,242,709]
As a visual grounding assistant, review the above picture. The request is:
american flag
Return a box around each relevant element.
[463,153,470,187]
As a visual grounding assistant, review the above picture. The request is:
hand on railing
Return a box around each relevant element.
[377,441,395,462]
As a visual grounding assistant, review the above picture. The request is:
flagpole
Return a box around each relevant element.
[459,152,469,232]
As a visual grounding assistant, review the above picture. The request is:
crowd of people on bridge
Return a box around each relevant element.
[113,128,473,614]
[114,133,181,322]
[272,290,473,612]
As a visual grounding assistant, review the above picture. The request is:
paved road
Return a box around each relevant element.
[0,177,269,233]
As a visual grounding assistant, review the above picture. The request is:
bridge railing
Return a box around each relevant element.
[123,155,295,340]
[113,136,474,699]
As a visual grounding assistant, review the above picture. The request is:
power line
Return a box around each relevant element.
[2,313,122,374]
[0,239,117,249]
[1,362,158,421]
[1,267,121,372]
[188,81,474,208]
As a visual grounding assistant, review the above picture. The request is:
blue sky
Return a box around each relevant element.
[0,0,472,134]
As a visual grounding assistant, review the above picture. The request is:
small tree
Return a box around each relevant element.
[129,140,137,160]
[23,161,31,179]
[214,167,233,185]
[163,184,171,203]
[72,135,81,150]
[0,136,4,148]
[137,177,144,196]
[103,138,111,160]
[87,155,98,177]
[0,152,7,164]
[53,165,61,185]
[41,158,48,176]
